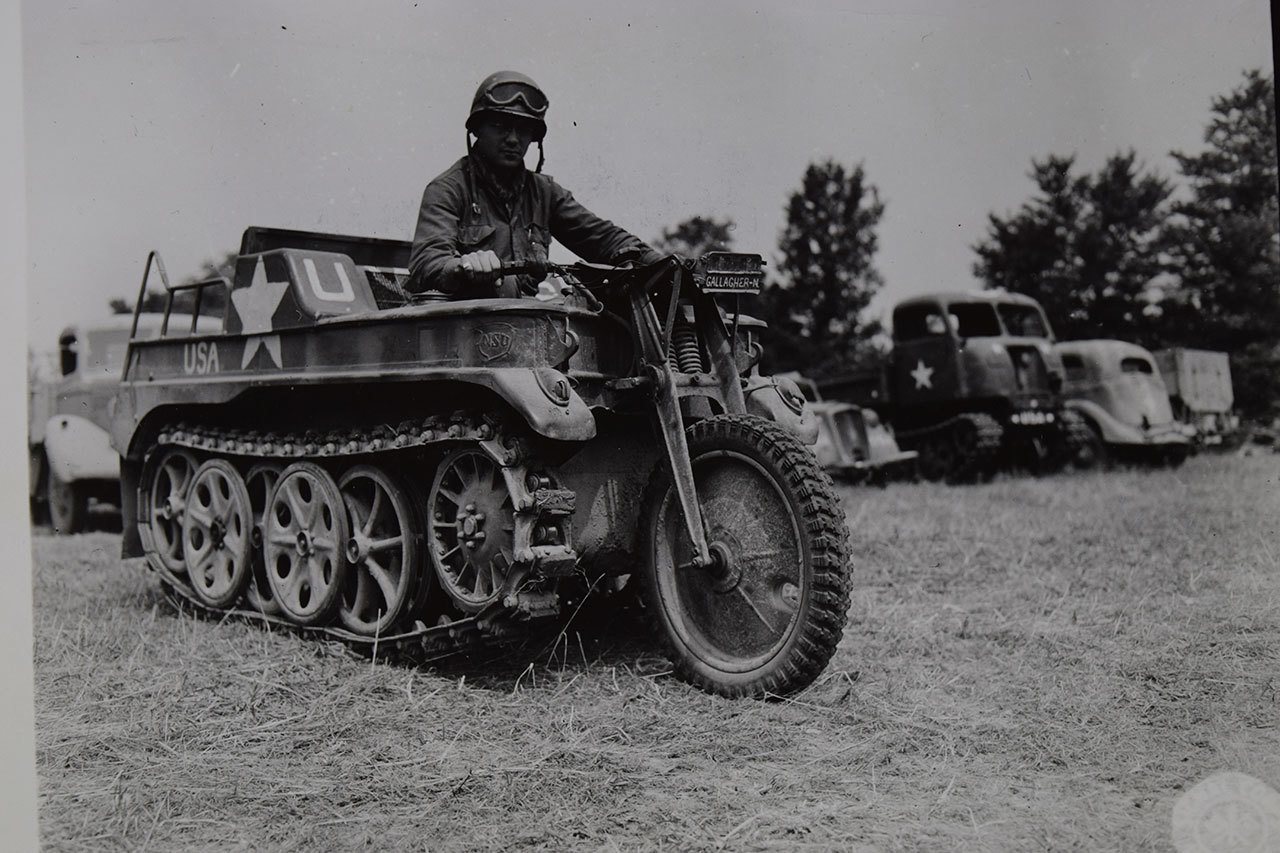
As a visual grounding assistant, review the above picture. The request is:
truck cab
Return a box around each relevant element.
[890,291,1063,429]
[29,314,220,532]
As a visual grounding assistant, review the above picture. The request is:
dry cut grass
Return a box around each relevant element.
[32,455,1280,851]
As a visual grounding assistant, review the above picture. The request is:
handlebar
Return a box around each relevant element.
[496,257,684,278]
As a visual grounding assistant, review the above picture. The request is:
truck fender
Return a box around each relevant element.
[744,376,819,445]
[482,367,596,442]
[43,414,119,483]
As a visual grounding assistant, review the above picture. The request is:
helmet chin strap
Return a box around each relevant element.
[467,129,546,175]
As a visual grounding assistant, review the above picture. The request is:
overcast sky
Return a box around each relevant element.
[22,0,1274,347]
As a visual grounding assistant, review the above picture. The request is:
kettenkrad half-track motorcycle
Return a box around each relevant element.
[111,227,852,698]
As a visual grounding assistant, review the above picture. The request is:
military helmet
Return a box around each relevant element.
[466,71,549,140]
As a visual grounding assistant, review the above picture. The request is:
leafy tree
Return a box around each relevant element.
[759,160,886,376]
[652,215,736,257]
[972,151,1173,344]
[110,250,237,317]
[1161,70,1279,417]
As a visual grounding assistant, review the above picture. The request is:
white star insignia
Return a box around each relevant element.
[910,359,934,390]
[231,257,289,369]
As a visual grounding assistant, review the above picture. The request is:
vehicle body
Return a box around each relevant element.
[784,374,917,484]
[819,291,1092,482]
[111,227,852,698]
[1152,348,1238,447]
[29,314,218,532]
[1055,340,1190,466]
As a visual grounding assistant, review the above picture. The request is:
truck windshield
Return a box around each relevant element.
[947,303,1002,338]
[997,303,1050,338]
[85,329,134,375]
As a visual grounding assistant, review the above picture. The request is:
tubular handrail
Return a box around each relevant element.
[123,250,232,382]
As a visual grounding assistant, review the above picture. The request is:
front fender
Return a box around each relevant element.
[44,414,119,482]
[744,377,818,445]
[1065,400,1186,447]
[481,367,596,441]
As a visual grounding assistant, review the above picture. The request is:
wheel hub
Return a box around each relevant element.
[162,494,183,520]
[705,540,742,593]
[294,530,313,557]
[209,519,226,550]
[345,532,368,564]
[457,503,489,549]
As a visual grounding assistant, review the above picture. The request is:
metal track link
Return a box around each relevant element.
[897,411,1004,482]
[156,410,527,464]
[140,411,573,659]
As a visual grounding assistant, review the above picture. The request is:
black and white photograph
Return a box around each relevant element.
[14,1,1280,849]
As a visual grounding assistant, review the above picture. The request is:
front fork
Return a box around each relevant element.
[627,266,746,568]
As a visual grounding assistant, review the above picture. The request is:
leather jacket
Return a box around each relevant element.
[408,156,662,297]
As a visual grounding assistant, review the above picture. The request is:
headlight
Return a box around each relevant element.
[774,377,806,415]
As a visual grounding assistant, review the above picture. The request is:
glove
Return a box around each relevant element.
[455,250,502,285]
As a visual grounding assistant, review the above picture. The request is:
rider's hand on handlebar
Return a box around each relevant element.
[456,250,502,284]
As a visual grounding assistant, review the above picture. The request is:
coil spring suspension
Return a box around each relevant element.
[671,320,705,374]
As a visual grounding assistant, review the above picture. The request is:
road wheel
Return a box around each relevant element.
[426,448,516,614]
[141,448,200,573]
[263,462,350,626]
[638,415,852,698]
[337,465,422,635]
[47,469,88,535]
[181,460,254,609]
[243,464,283,615]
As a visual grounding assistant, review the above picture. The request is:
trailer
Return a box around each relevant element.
[1151,348,1237,446]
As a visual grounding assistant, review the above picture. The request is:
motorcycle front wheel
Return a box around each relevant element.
[638,415,852,698]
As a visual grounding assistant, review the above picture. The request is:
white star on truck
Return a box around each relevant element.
[231,257,289,369]
[911,359,934,390]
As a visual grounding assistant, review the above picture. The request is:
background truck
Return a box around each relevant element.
[1152,348,1238,447]
[819,291,1092,482]
[29,313,218,532]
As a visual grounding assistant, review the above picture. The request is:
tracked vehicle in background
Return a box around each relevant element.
[111,227,852,698]
[820,291,1093,482]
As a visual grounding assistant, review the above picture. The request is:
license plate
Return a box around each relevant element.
[1010,410,1055,426]
[699,252,764,294]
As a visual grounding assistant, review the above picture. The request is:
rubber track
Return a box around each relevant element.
[637,414,853,699]
[898,412,1004,483]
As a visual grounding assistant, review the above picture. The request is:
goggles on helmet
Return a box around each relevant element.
[478,81,549,116]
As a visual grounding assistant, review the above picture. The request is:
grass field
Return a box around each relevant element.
[32,455,1280,851]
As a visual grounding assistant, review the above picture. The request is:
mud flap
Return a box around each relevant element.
[120,456,143,558]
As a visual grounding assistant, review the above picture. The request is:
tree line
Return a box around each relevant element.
[655,70,1278,418]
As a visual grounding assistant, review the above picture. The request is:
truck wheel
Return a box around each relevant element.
[47,470,88,534]
[29,450,49,526]
[1160,445,1189,469]
[1065,412,1106,470]
[638,415,852,698]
